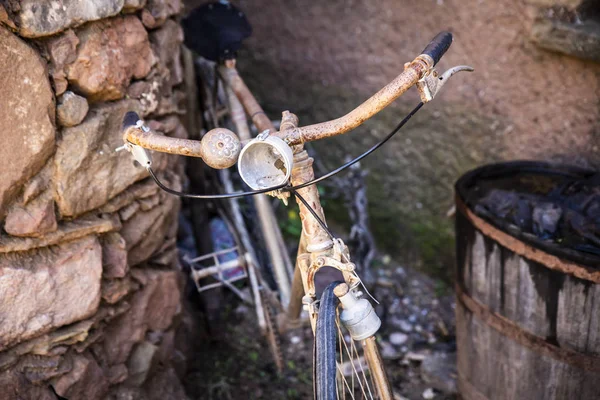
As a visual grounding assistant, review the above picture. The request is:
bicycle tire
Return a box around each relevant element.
[314,281,342,400]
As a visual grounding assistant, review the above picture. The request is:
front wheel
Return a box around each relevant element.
[314,282,389,400]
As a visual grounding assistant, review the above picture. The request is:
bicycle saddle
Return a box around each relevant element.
[182,1,252,62]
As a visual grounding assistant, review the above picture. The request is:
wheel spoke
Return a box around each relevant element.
[335,318,375,398]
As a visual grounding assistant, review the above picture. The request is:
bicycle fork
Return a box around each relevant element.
[282,112,393,399]
[297,244,393,400]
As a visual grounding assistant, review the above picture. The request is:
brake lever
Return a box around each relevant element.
[416,65,474,103]
[116,120,153,170]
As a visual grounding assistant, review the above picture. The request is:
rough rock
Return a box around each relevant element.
[57,91,89,127]
[42,28,79,95]
[99,178,159,214]
[21,160,53,205]
[531,18,600,63]
[0,213,120,253]
[124,0,148,12]
[144,366,190,400]
[0,27,55,218]
[0,5,16,30]
[102,278,133,304]
[3,193,57,237]
[127,58,190,118]
[379,340,401,360]
[389,332,409,346]
[52,353,109,400]
[154,88,186,117]
[422,388,436,399]
[525,0,587,8]
[127,78,161,116]
[66,15,155,102]
[17,353,72,384]
[150,19,184,88]
[120,190,180,266]
[12,0,124,38]
[138,193,160,211]
[54,99,149,217]
[101,232,129,278]
[0,236,102,350]
[107,363,128,384]
[141,8,159,29]
[127,341,159,386]
[156,329,175,363]
[143,0,182,28]
[120,201,141,221]
[421,352,457,394]
[532,202,563,236]
[392,318,414,333]
[125,67,187,117]
[103,269,180,364]
[0,370,56,400]
[0,319,94,371]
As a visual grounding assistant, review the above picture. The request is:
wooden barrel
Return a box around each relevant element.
[454,161,600,400]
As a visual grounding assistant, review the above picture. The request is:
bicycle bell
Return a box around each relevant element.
[238,130,293,190]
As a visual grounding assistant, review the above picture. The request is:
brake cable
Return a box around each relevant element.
[147,101,424,199]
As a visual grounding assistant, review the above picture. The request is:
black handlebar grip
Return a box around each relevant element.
[420,31,453,66]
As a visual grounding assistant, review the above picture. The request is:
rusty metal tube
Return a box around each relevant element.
[122,122,241,170]
[281,111,334,253]
[221,60,276,133]
[362,336,393,400]
[124,125,204,157]
[287,233,307,322]
[276,57,431,145]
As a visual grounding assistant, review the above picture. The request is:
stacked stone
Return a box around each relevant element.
[0,1,191,399]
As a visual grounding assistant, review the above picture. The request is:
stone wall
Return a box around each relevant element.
[231,0,600,278]
[0,1,190,398]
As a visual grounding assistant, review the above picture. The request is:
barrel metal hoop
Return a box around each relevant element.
[456,196,600,283]
[456,284,600,373]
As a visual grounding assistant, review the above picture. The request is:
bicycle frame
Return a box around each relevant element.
[121,31,471,399]
[218,58,431,400]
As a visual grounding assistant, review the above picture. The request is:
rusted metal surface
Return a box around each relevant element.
[291,150,334,252]
[455,283,600,373]
[287,234,307,322]
[123,124,204,157]
[221,60,276,133]
[362,336,393,400]
[275,57,431,145]
[278,110,334,253]
[221,71,252,141]
[456,196,600,283]
[123,125,241,169]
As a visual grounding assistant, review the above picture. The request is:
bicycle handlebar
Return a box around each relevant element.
[122,111,241,169]
[121,31,461,168]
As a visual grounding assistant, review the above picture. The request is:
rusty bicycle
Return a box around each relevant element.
[119,2,472,398]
